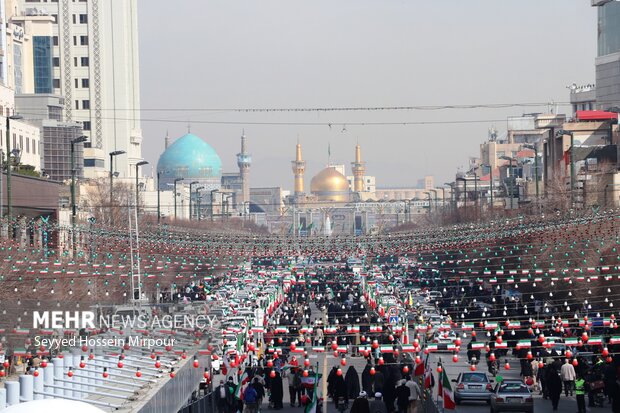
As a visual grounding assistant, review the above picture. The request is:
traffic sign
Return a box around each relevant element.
[387,306,399,316]
[389,315,399,324]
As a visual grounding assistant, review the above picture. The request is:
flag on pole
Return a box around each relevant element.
[423,356,432,387]
[442,367,456,410]
[234,370,250,399]
[305,369,319,413]
[437,368,443,399]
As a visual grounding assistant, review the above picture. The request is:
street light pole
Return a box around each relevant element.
[523,144,539,200]
[482,164,493,209]
[210,189,218,221]
[173,177,184,219]
[509,161,514,210]
[109,150,126,226]
[135,161,149,214]
[156,171,161,224]
[70,135,87,255]
[556,130,575,207]
[6,114,23,230]
[500,156,517,210]
[189,181,199,220]
[425,192,432,213]
[194,186,204,221]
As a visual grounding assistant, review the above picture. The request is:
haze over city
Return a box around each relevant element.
[139,0,596,189]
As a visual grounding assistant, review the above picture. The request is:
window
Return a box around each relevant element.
[53,36,58,46]
[53,79,60,88]
[79,14,88,24]
[82,100,90,109]
[80,36,88,46]
[26,138,30,153]
[81,78,89,88]
[75,100,79,109]
[73,36,77,46]
[72,14,76,24]
[84,159,104,168]
[83,121,91,131]
[51,14,57,23]
[75,78,78,88]
[74,57,78,67]
[12,134,16,149]
[53,57,60,67]
[81,57,89,66]
[19,136,23,150]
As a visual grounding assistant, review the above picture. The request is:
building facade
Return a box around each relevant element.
[593,0,620,110]
[15,0,143,178]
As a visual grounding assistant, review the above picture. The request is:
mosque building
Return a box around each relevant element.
[275,142,413,236]
[151,130,250,220]
[133,132,429,234]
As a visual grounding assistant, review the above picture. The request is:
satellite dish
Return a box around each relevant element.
[2,399,106,413]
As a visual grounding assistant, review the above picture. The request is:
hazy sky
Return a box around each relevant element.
[138,0,596,190]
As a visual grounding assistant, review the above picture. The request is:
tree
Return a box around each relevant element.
[80,178,135,229]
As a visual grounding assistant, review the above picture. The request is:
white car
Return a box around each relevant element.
[211,355,221,373]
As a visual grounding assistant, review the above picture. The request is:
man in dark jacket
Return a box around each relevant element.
[215,380,229,413]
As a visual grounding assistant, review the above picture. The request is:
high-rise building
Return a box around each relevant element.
[14,0,142,178]
[593,0,620,109]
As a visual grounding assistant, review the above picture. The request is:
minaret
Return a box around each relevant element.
[164,130,171,149]
[291,142,306,196]
[351,143,366,193]
[236,130,252,206]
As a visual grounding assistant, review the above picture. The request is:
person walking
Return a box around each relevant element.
[215,380,229,413]
[546,364,562,411]
[575,373,587,413]
[252,377,265,412]
[244,383,259,413]
[270,371,284,410]
[560,358,576,397]
[351,391,371,413]
[369,392,388,413]
[286,368,297,407]
[395,380,410,413]
[404,375,421,413]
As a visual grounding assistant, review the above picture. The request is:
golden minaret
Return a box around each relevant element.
[351,143,366,193]
[291,142,306,195]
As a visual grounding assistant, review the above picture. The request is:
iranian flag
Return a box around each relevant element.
[609,336,620,345]
[516,340,531,349]
[234,370,250,399]
[588,337,604,346]
[442,368,456,410]
[565,337,579,346]
[461,323,474,331]
[423,357,432,387]
[401,344,416,353]
[471,342,485,350]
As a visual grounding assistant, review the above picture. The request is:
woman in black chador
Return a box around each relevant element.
[345,366,361,400]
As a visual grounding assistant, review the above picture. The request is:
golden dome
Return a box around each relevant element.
[310,167,350,202]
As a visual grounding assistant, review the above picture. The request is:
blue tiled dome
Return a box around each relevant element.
[157,133,222,180]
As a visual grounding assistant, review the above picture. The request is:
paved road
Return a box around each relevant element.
[425,340,610,413]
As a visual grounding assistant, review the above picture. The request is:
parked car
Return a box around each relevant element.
[453,372,493,404]
[490,379,533,413]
